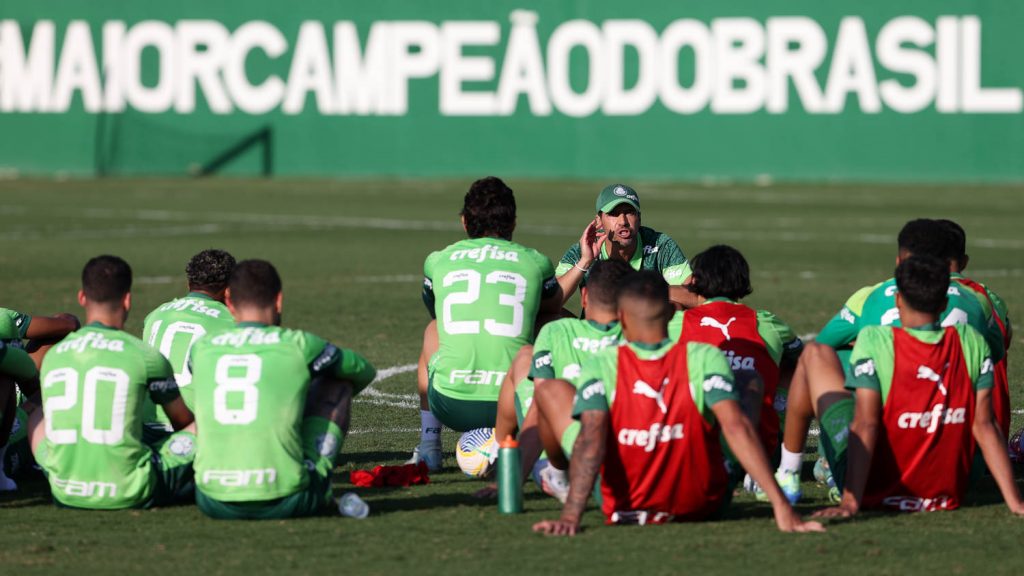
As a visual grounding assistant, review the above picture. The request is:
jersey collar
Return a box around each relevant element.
[186,291,216,301]
[86,321,117,330]
[585,319,620,332]
[630,337,673,351]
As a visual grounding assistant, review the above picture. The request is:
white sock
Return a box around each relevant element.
[779,447,803,474]
[420,411,442,446]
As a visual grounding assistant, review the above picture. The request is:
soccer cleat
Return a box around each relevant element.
[812,456,841,504]
[746,474,769,502]
[406,443,443,472]
[774,469,802,505]
[536,461,569,504]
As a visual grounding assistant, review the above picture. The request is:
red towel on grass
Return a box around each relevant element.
[350,462,431,487]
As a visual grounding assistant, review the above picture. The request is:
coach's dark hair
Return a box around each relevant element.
[895,255,948,315]
[688,244,753,301]
[585,260,635,310]
[897,219,958,263]
[461,176,516,240]
[82,255,132,304]
[616,270,673,320]
[186,249,236,292]
[229,259,282,308]
[937,219,968,269]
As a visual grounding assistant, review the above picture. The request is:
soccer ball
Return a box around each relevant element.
[456,428,497,478]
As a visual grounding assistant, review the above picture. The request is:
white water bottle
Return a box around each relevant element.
[338,492,369,519]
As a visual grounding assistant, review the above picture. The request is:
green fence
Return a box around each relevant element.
[1,1,1022,182]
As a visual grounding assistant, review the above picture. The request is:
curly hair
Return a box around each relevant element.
[687,245,752,301]
[461,177,516,240]
[186,249,236,291]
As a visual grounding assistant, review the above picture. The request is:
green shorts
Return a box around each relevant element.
[147,430,199,507]
[818,397,855,492]
[514,378,534,428]
[196,417,342,520]
[32,429,197,509]
[425,352,499,432]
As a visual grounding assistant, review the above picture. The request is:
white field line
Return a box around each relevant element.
[348,427,420,436]
[356,363,419,409]
[137,276,176,284]
[800,333,818,342]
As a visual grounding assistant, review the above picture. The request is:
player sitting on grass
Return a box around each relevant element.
[787,256,1024,516]
[941,220,1013,440]
[667,245,803,496]
[142,249,236,441]
[485,260,633,501]
[555,184,697,311]
[533,272,824,535]
[189,259,376,520]
[816,219,1004,377]
[409,177,562,470]
[0,307,79,491]
[26,255,198,510]
[804,218,1005,498]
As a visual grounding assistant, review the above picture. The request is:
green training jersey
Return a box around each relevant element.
[423,237,557,402]
[817,277,1004,362]
[556,226,691,288]
[143,293,234,423]
[667,299,804,365]
[847,323,994,403]
[520,319,622,414]
[0,308,31,344]
[190,323,375,502]
[573,340,738,425]
[952,273,1012,343]
[39,323,181,509]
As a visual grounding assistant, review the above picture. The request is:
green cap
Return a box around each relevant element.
[596,184,641,214]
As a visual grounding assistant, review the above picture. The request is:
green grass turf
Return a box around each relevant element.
[1,178,1023,574]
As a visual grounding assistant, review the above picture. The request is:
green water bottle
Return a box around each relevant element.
[497,435,523,514]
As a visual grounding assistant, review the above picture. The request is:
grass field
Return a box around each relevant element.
[1,178,1023,575]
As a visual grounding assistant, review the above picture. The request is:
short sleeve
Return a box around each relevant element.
[556,243,582,277]
[529,324,557,380]
[572,353,613,416]
[144,346,181,405]
[655,234,691,285]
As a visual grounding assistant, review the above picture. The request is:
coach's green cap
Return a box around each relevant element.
[596,184,641,214]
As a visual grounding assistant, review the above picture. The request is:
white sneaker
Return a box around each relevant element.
[537,463,569,504]
[406,443,443,472]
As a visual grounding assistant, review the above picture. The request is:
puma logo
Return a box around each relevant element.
[633,378,669,415]
[916,364,948,397]
[700,317,737,341]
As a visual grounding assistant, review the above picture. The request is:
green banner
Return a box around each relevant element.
[1,1,1022,181]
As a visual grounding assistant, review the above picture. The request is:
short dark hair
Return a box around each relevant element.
[82,255,132,304]
[688,245,753,301]
[461,176,516,240]
[585,260,635,310]
[897,219,958,263]
[616,270,670,311]
[186,249,236,291]
[895,255,948,315]
[937,219,967,267]
[229,260,282,308]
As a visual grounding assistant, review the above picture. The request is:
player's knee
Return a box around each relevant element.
[801,342,837,368]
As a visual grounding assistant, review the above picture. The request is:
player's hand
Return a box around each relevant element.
[774,506,826,533]
[55,312,81,331]
[472,483,497,499]
[532,518,581,536]
[577,218,604,266]
[811,504,855,519]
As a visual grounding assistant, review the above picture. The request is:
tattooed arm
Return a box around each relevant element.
[532,410,608,536]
